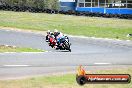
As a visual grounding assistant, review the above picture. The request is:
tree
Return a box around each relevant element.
[0,0,59,10]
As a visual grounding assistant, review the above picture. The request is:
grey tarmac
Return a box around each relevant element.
[0,29,132,79]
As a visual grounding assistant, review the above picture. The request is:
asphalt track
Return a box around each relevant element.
[0,29,132,79]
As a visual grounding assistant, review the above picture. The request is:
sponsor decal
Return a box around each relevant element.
[76,65,131,85]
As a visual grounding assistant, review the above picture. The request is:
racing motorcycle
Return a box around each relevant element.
[46,33,71,52]
[57,37,71,52]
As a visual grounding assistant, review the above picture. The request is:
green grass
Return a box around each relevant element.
[0,45,44,52]
[0,11,132,40]
[0,67,132,88]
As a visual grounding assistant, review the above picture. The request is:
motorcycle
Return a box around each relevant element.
[46,33,71,52]
[57,37,71,52]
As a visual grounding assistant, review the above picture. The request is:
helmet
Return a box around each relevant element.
[54,29,58,32]
[54,29,58,35]
[48,30,50,32]
[47,30,50,34]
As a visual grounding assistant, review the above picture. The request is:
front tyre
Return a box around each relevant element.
[64,41,71,52]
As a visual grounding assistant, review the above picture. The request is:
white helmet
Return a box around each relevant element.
[47,30,50,34]
[54,29,58,33]
[48,30,50,32]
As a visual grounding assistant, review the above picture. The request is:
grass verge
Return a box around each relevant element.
[0,45,44,52]
[0,11,132,40]
[0,67,131,88]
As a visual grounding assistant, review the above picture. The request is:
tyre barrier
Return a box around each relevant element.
[76,75,87,85]
[0,4,131,19]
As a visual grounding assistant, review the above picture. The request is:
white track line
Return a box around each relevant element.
[94,63,111,65]
[3,65,30,67]
[0,52,48,54]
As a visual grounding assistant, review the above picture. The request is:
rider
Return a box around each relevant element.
[53,29,65,47]
[49,32,56,48]
[54,29,60,39]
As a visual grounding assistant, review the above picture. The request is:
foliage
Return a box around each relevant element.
[0,0,59,10]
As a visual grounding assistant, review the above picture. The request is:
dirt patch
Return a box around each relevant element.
[0,45,16,49]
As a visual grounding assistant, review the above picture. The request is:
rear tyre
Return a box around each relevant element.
[46,35,49,42]
[69,49,71,52]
